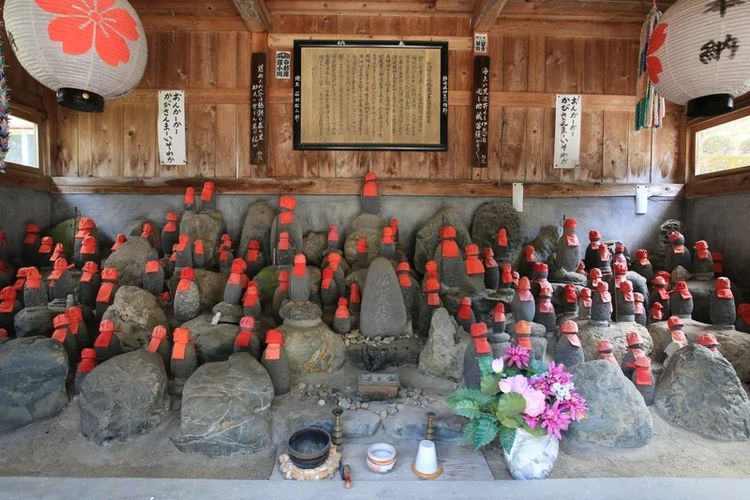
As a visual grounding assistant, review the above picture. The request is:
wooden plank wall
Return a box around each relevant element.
[52,1,684,185]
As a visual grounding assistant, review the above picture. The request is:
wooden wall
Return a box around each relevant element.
[51,0,684,185]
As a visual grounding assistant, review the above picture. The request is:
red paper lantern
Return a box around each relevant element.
[3,0,148,113]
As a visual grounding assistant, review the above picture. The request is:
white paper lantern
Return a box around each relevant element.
[3,0,148,113]
[646,0,750,117]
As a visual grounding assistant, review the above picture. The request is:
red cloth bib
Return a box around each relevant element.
[717,289,733,299]
[363,183,378,197]
[441,241,459,258]
[697,249,709,260]
[146,261,160,273]
[564,333,581,347]
[622,291,634,302]
[518,290,533,302]
[235,331,252,348]
[177,279,192,292]
[566,234,580,247]
[81,272,95,283]
[635,303,645,314]
[172,342,188,360]
[427,293,440,306]
[537,300,554,314]
[24,234,38,245]
[94,331,113,348]
[635,368,652,386]
[600,352,617,364]
[516,335,532,350]
[147,337,163,352]
[474,337,491,355]
[581,298,592,308]
[590,242,600,250]
[77,358,96,373]
[246,250,259,262]
[465,259,484,276]
[279,212,293,225]
[96,283,115,303]
[673,245,685,254]
[0,301,13,313]
[164,222,178,233]
[600,292,611,303]
[658,288,670,301]
[335,305,349,319]
[457,305,472,320]
[265,343,281,360]
[398,274,411,288]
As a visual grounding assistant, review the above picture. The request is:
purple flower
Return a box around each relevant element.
[540,400,572,440]
[523,413,539,429]
[546,363,573,386]
[562,392,588,422]
[503,345,530,368]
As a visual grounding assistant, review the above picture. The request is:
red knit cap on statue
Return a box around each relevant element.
[716,277,733,299]
[147,326,168,352]
[497,228,508,246]
[533,262,548,275]
[201,181,215,201]
[668,231,683,242]
[328,225,339,244]
[292,254,307,276]
[627,331,643,346]
[321,267,334,289]
[694,240,710,259]
[493,303,506,323]
[335,298,349,319]
[177,267,195,291]
[589,230,601,241]
[564,218,577,229]
[184,187,195,204]
[382,227,395,245]
[667,316,684,330]
[560,320,581,347]
[564,284,577,304]
[697,333,719,350]
[265,329,284,345]
[674,281,692,299]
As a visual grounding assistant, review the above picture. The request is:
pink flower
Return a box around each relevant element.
[503,345,530,368]
[523,388,547,418]
[491,358,504,374]
[499,374,529,394]
[561,392,588,422]
[540,400,572,440]
[523,413,539,429]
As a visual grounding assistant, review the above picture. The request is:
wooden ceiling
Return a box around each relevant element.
[130,0,679,32]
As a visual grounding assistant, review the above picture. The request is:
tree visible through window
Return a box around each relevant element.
[6,115,39,168]
[695,114,750,175]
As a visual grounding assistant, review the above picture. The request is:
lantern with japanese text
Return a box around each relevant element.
[646,0,750,117]
[3,0,148,113]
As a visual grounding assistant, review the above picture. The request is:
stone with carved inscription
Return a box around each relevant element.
[359,257,407,339]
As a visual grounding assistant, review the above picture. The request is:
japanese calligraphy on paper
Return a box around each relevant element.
[158,90,186,165]
[472,55,490,167]
[553,94,581,169]
[251,52,267,165]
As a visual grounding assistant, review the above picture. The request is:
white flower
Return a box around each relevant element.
[552,382,574,400]
[491,358,504,374]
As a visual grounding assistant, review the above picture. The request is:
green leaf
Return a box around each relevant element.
[523,423,547,437]
[480,374,502,396]
[446,388,484,407]
[499,415,524,429]
[452,400,482,419]
[462,420,478,444]
[477,356,494,377]
[531,359,548,375]
[473,418,499,450]
[498,427,517,453]
[496,392,527,420]
[504,367,519,377]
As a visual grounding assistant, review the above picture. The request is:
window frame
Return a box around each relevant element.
[4,101,48,175]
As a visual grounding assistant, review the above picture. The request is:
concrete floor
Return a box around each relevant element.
[1,477,749,500]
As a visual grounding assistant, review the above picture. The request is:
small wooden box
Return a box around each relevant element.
[358,373,400,400]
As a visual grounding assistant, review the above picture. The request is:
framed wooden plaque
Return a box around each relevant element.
[293,40,449,151]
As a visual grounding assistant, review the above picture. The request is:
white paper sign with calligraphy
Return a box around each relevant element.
[158,90,186,165]
[553,94,581,169]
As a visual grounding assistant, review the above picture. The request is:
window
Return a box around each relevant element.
[694,113,750,176]
[5,114,39,168]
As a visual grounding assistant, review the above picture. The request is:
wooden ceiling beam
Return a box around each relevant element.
[472,0,509,32]
[231,0,271,32]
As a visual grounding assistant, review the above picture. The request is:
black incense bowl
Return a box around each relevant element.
[287,428,331,469]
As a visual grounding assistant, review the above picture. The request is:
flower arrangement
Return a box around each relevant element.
[447,346,587,452]
[0,31,9,174]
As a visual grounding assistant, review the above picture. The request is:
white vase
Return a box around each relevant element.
[503,428,559,480]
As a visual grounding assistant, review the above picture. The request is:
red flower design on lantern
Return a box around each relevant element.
[36,0,140,67]
[646,23,668,85]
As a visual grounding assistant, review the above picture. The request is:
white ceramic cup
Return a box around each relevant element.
[413,440,439,476]
[367,443,397,474]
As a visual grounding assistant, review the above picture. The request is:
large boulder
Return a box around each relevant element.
[576,321,652,363]
[253,266,278,312]
[344,213,387,267]
[124,219,161,253]
[102,286,168,351]
[173,353,274,457]
[656,344,750,441]
[471,201,522,262]
[181,314,239,364]
[0,337,68,436]
[238,201,275,265]
[520,225,560,271]
[168,269,225,313]
[419,308,465,381]
[102,237,153,287]
[302,232,327,267]
[14,307,56,338]
[566,360,653,448]
[180,211,225,269]
[78,350,170,444]
[359,257,407,338]
[277,321,347,374]
[414,206,471,275]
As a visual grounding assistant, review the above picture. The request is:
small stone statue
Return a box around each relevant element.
[146,325,172,367]
[576,262,586,276]
[111,234,127,252]
[697,333,722,356]
[632,355,655,405]
[597,340,618,365]
[663,317,688,367]
[244,240,264,279]
[75,348,97,394]
[66,306,89,352]
[271,196,303,262]
[79,261,101,308]
[326,252,346,296]
[79,235,99,270]
[464,322,491,389]
[184,187,196,212]
[513,320,533,351]
[22,223,41,266]
[140,223,157,249]
[671,281,693,318]
[389,219,400,244]
[483,248,499,291]
[556,320,584,368]
[143,251,164,297]
[498,263,513,291]
[223,259,247,306]
[174,235,193,271]
[613,262,628,289]
[12,267,28,298]
[262,329,291,396]
[23,267,46,308]
[37,237,53,268]
[531,263,550,299]
[234,316,260,359]
[512,277,535,322]
[397,262,413,320]
[161,212,179,256]
[534,284,556,334]
[588,267,603,289]
[496,228,509,262]
[349,282,361,314]
[649,276,671,318]
[613,244,628,269]
[616,280,635,322]
[512,271,520,289]
[95,268,119,318]
[631,249,654,281]
[597,244,612,278]
[52,313,78,364]
[327,224,340,251]
[634,292,647,326]
[320,267,338,310]
[0,287,19,335]
[435,226,463,288]
[49,243,65,264]
[333,297,352,335]
[193,240,206,270]
[584,230,602,272]
[276,232,292,267]
[556,218,580,273]
[289,254,311,302]
[489,305,510,359]
[456,297,476,333]
[48,258,75,303]
[355,237,368,267]
[666,231,692,272]
[712,251,723,277]
[218,241,234,273]
[521,245,537,278]
[463,244,485,293]
[621,331,645,379]
[710,277,736,327]
[648,302,664,324]
[590,281,612,325]
[423,260,439,287]
[361,172,380,215]
[692,240,714,280]
[243,283,261,319]
[200,181,217,211]
[171,327,198,384]
[492,303,507,334]
[561,284,578,316]
[93,319,122,362]
[174,267,200,324]
[419,278,442,337]
[273,270,290,323]
[381,227,396,260]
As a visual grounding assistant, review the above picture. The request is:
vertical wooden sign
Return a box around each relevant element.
[251,52,267,165]
[472,55,490,167]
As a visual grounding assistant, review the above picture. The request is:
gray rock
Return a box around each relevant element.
[173,353,274,456]
[670,266,693,286]
[381,406,464,443]
[347,336,423,371]
[13,307,56,338]
[78,350,170,444]
[519,226,560,273]
[277,321,347,374]
[359,257,407,339]
[344,213,387,267]
[656,344,750,441]
[181,314,240,364]
[0,337,69,436]
[302,232,327,267]
[211,302,243,324]
[102,237,153,287]
[414,207,472,275]
[168,269,226,313]
[239,201,276,266]
[566,360,653,448]
[180,211,225,269]
[419,308,462,381]
[101,286,168,351]
[279,300,322,322]
[577,321,652,363]
[471,201,522,262]
[124,219,160,252]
